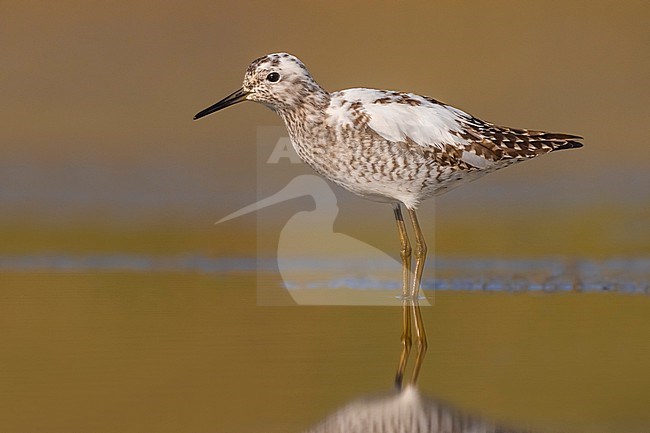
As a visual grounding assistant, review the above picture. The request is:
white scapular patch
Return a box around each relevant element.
[329,88,470,150]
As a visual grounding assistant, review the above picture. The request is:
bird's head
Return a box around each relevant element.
[194,53,326,120]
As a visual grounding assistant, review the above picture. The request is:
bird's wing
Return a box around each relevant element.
[329,88,469,149]
[329,89,582,170]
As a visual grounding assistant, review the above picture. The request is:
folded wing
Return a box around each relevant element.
[330,88,583,170]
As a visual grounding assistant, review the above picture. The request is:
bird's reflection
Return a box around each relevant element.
[306,299,531,433]
[395,296,428,389]
[305,386,528,433]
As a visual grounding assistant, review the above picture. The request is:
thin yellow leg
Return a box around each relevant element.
[407,208,428,298]
[393,204,412,298]
[393,204,412,389]
[407,208,428,384]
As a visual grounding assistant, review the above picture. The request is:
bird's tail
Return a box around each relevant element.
[543,132,584,152]
[508,129,584,156]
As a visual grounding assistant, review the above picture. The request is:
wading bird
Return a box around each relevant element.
[194,53,582,386]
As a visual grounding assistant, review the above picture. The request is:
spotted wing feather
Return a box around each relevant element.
[335,89,583,170]
[454,120,584,164]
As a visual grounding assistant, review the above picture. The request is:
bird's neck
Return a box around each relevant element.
[277,86,330,139]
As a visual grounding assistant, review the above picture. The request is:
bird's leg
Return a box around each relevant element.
[393,204,412,389]
[407,208,428,385]
[407,208,428,297]
[393,204,412,298]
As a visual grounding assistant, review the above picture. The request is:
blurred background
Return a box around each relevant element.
[2,0,648,257]
[1,2,649,433]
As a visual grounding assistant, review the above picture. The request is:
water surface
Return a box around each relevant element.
[1,258,649,432]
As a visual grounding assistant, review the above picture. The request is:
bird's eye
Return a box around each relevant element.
[266,72,280,83]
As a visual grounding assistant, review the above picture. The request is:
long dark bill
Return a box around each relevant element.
[193,88,249,120]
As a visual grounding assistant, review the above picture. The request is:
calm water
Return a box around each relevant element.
[1,257,649,432]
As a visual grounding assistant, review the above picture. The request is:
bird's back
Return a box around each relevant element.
[287,87,582,208]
